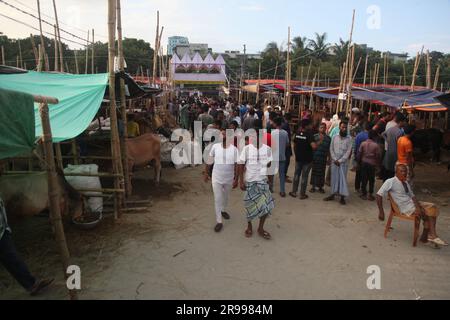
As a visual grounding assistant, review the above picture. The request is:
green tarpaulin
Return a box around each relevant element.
[0,88,35,159]
[0,71,108,144]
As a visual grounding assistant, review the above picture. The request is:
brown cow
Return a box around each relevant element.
[0,171,84,219]
[126,134,162,185]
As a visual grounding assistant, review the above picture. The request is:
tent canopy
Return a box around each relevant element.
[0,71,108,143]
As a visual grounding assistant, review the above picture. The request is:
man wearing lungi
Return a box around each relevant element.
[238,121,275,240]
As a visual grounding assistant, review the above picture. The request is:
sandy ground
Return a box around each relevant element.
[1,155,450,300]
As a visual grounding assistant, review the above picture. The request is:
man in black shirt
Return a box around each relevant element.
[289,119,317,200]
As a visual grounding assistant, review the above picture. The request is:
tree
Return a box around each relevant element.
[308,32,330,60]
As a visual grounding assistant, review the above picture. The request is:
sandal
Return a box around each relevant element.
[245,229,253,238]
[289,192,297,198]
[258,230,272,240]
[428,238,448,246]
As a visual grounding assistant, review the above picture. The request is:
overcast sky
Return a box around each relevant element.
[1,0,449,56]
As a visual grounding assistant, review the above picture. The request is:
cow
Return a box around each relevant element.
[126,134,162,185]
[411,129,444,162]
[0,171,84,220]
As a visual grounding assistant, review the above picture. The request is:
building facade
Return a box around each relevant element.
[168,36,189,55]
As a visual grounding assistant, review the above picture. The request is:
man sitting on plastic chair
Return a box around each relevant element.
[376,164,448,247]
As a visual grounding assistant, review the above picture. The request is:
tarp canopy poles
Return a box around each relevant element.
[0,71,109,143]
[0,88,35,159]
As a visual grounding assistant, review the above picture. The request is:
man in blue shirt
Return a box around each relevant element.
[0,196,53,296]
[239,102,249,122]
[354,122,372,193]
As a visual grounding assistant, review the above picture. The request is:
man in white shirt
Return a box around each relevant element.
[238,120,274,240]
[377,164,447,246]
[204,129,239,233]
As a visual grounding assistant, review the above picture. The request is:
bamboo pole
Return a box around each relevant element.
[37,44,43,72]
[305,59,312,87]
[44,52,49,72]
[38,101,77,300]
[30,34,39,67]
[309,73,317,110]
[117,0,131,198]
[433,66,440,91]
[53,25,59,71]
[65,62,70,74]
[403,63,407,86]
[386,52,391,85]
[108,0,124,219]
[256,62,261,104]
[17,40,23,69]
[1,46,5,65]
[352,55,362,83]
[152,11,160,85]
[300,65,304,84]
[346,44,356,115]
[74,50,79,74]
[363,55,368,86]
[426,50,431,89]
[411,46,424,91]
[52,0,64,72]
[85,30,89,74]
[338,9,355,113]
[285,26,292,111]
[91,29,95,73]
[36,0,48,71]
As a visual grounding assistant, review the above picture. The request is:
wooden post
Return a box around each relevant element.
[71,139,79,165]
[36,0,49,71]
[117,0,131,198]
[85,30,90,74]
[38,100,77,300]
[30,34,39,67]
[152,11,160,85]
[91,29,95,74]
[52,0,64,72]
[55,143,63,170]
[108,0,124,219]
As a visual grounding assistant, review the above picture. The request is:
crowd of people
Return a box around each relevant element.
[169,96,447,247]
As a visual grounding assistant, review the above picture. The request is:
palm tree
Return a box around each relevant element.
[308,32,330,60]
[333,38,350,65]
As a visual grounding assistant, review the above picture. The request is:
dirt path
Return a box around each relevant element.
[1,161,450,300]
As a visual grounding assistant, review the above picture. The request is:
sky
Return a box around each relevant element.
[1,0,449,57]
